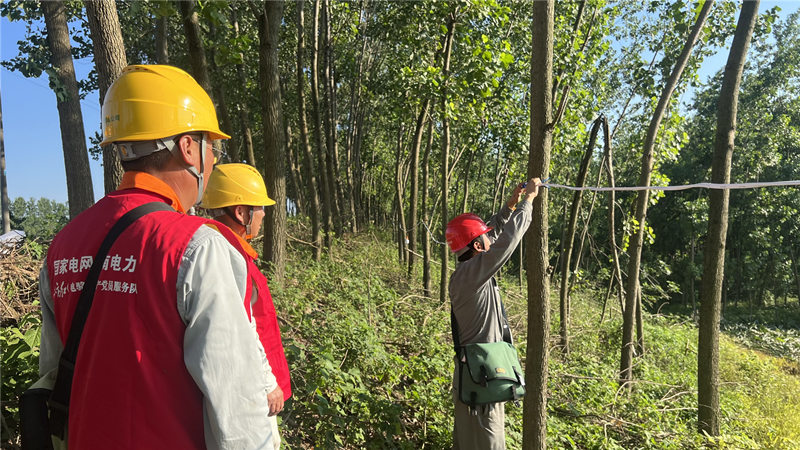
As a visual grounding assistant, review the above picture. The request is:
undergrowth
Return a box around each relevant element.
[2,223,799,448]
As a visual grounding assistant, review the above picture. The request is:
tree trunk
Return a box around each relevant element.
[791,246,800,301]
[295,0,322,261]
[635,284,644,353]
[422,118,434,298]
[603,118,625,316]
[0,91,9,234]
[523,1,553,448]
[408,100,430,277]
[257,1,287,283]
[620,0,713,389]
[344,0,368,233]
[207,23,237,165]
[85,0,126,194]
[322,0,345,235]
[699,1,757,435]
[395,123,408,264]
[155,12,169,64]
[310,0,333,249]
[558,116,602,353]
[231,5,255,165]
[439,9,456,304]
[42,0,94,218]
[178,0,212,95]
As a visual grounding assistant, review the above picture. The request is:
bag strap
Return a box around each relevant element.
[450,276,513,354]
[48,201,173,438]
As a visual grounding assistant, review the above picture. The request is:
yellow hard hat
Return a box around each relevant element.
[100,65,230,146]
[200,163,276,209]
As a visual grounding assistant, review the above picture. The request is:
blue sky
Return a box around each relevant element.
[1,1,797,205]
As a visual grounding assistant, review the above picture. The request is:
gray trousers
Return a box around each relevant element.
[452,399,505,450]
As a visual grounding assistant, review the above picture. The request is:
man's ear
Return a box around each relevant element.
[175,134,196,166]
[472,239,482,252]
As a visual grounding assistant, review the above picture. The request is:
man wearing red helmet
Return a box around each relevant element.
[446,177,541,450]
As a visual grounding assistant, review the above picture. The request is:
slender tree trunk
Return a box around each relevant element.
[257,1,288,283]
[207,23,237,165]
[699,1,758,435]
[635,284,644,353]
[85,0,126,194]
[178,0,212,95]
[284,106,304,216]
[422,118,434,298]
[295,0,322,260]
[523,1,553,448]
[408,100,430,277]
[155,12,169,64]
[344,0,367,233]
[790,246,800,301]
[559,116,602,353]
[231,6,255,165]
[395,123,408,264]
[0,91,9,234]
[603,119,625,317]
[42,0,94,218]
[322,0,345,235]
[620,0,713,388]
[439,9,456,304]
[311,0,333,248]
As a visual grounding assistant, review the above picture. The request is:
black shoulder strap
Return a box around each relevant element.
[48,201,173,439]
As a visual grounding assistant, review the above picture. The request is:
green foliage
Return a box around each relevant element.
[9,197,69,242]
[272,228,454,448]
[0,308,42,445]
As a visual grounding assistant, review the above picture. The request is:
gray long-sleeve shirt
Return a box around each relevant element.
[39,225,276,449]
[448,200,533,347]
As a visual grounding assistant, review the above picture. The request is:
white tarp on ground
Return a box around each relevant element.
[0,230,26,257]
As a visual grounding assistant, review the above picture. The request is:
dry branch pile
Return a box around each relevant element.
[0,247,41,327]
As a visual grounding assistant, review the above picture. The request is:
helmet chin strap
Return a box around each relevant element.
[184,134,207,206]
[224,206,255,241]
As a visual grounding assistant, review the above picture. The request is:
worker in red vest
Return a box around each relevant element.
[200,163,291,449]
[39,65,275,448]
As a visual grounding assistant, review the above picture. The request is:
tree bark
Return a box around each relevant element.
[558,116,602,353]
[523,1,553,448]
[322,0,345,235]
[408,100,430,277]
[257,1,288,283]
[698,0,758,435]
[344,0,368,233]
[155,11,169,64]
[620,0,713,389]
[603,119,625,319]
[0,90,9,234]
[439,9,456,304]
[231,5,255,165]
[178,0,212,95]
[310,0,333,249]
[207,22,237,165]
[84,0,126,194]
[395,123,409,264]
[422,117,434,298]
[296,0,322,260]
[42,0,94,218]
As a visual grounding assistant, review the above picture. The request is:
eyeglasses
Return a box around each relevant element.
[211,145,226,164]
[189,134,226,164]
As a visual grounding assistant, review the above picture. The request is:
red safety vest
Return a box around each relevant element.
[221,232,292,401]
[47,189,209,449]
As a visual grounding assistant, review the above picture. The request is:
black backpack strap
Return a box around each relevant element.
[48,201,173,439]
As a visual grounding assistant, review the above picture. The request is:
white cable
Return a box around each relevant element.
[543,179,800,192]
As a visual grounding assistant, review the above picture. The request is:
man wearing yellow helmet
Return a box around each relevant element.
[38,65,275,449]
[201,163,291,449]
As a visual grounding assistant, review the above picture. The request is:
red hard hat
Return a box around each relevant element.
[446,213,492,252]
